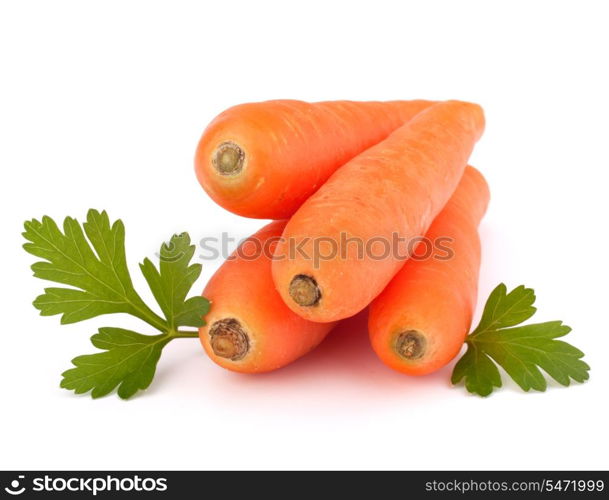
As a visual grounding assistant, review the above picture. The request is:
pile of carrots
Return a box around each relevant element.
[195,100,488,376]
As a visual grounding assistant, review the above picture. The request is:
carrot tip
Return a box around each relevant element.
[289,274,321,307]
[212,141,244,176]
[209,318,249,361]
[395,330,426,360]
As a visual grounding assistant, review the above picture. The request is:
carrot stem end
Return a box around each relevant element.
[289,274,321,307]
[395,330,426,360]
[209,318,249,361]
[212,141,245,176]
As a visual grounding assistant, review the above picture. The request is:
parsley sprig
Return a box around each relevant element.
[451,284,589,396]
[23,210,209,399]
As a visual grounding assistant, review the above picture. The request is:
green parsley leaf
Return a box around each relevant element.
[24,210,209,399]
[61,328,170,399]
[139,233,209,329]
[23,210,165,330]
[474,283,537,331]
[451,284,589,396]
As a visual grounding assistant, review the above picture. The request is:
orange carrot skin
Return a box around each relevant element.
[368,166,490,375]
[272,101,485,323]
[195,99,433,219]
[199,220,336,373]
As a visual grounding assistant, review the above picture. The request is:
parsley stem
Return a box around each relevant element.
[172,330,200,339]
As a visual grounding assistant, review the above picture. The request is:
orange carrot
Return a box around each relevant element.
[195,99,433,219]
[368,166,490,375]
[199,220,336,373]
[272,100,485,323]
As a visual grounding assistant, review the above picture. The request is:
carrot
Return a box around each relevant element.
[194,99,434,219]
[368,166,490,375]
[199,220,336,373]
[272,100,485,323]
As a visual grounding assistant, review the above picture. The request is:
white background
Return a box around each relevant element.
[1,0,608,470]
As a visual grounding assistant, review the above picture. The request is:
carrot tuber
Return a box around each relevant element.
[199,221,336,373]
[195,99,433,219]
